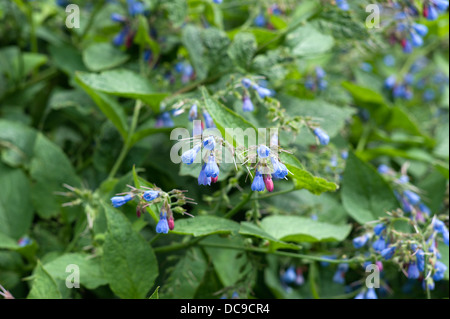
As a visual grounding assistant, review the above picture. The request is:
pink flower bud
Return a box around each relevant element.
[211,176,219,184]
[168,216,175,231]
[263,175,274,192]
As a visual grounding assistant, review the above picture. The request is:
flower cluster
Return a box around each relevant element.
[111,0,148,47]
[423,0,449,20]
[384,74,414,100]
[111,185,195,234]
[280,266,304,292]
[392,12,428,53]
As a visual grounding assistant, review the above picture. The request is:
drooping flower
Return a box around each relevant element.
[353,234,370,249]
[205,155,220,178]
[374,223,386,236]
[433,261,447,281]
[127,0,145,17]
[111,194,133,208]
[381,246,396,260]
[251,171,265,192]
[189,104,198,121]
[111,13,127,23]
[242,96,254,112]
[408,262,420,279]
[156,212,169,234]
[203,111,215,128]
[198,164,212,186]
[281,266,297,285]
[403,190,421,205]
[365,288,378,299]
[336,0,350,11]
[182,144,201,165]
[242,78,252,88]
[143,191,160,202]
[373,237,387,252]
[313,128,330,146]
[333,263,349,284]
[416,249,425,272]
[270,156,288,179]
[257,145,270,158]
[203,136,216,151]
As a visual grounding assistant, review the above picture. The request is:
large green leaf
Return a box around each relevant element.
[76,69,169,112]
[239,222,300,250]
[160,248,207,299]
[102,204,158,299]
[82,42,129,72]
[341,152,399,224]
[27,261,62,299]
[173,216,240,237]
[182,25,208,80]
[0,232,20,250]
[260,215,352,243]
[0,162,33,239]
[286,25,334,57]
[227,32,257,71]
[43,253,108,290]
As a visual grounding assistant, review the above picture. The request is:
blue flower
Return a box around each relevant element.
[413,24,428,37]
[143,49,152,63]
[205,155,219,178]
[242,78,252,88]
[111,13,127,23]
[432,0,449,12]
[365,288,378,299]
[410,32,424,47]
[354,291,365,299]
[433,261,447,281]
[443,231,449,246]
[403,190,421,205]
[361,62,373,72]
[127,0,145,16]
[18,236,32,247]
[314,128,330,146]
[385,76,396,89]
[332,264,348,284]
[336,0,350,11]
[374,223,386,236]
[426,4,439,20]
[198,164,212,186]
[231,291,239,299]
[408,262,420,279]
[384,55,396,67]
[416,249,425,272]
[315,66,326,79]
[113,27,128,46]
[373,237,387,252]
[213,0,223,3]
[255,86,272,98]
[318,79,328,91]
[281,266,297,284]
[381,246,396,260]
[156,212,169,234]
[341,150,349,160]
[203,136,216,151]
[320,255,336,267]
[398,175,410,184]
[433,219,447,233]
[353,234,370,249]
[423,89,436,102]
[254,14,266,27]
[111,194,133,208]
[251,171,265,192]
[271,157,288,179]
[257,145,270,158]
[189,104,198,121]
[156,112,174,127]
[143,191,159,202]
[242,96,254,112]
[377,164,390,174]
[203,111,215,128]
[402,39,413,53]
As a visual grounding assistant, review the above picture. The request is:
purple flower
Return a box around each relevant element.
[255,86,272,99]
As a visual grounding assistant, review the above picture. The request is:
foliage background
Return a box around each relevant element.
[0,0,448,299]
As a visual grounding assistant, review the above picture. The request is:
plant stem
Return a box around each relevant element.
[153,237,204,254]
[108,100,143,179]
[224,191,253,219]
[198,242,361,264]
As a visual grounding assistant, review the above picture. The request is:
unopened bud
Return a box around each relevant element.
[168,216,175,230]
[263,175,274,192]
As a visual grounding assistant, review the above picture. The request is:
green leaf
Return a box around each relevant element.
[75,75,129,139]
[203,235,251,287]
[182,25,208,80]
[76,70,169,112]
[134,15,160,57]
[149,286,160,299]
[0,162,33,239]
[341,152,399,224]
[228,32,257,71]
[82,42,129,72]
[27,261,62,299]
[286,25,334,57]
[260,215,352,243]
[43,253,108,290]
[172,216,239,237]
[160,248,207,299]
[438,241,449,280]
[239,222,300,250]
[102,204,158,299]
[0,232,20,250]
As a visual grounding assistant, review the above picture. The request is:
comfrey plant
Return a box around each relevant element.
[111,185,195,234]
